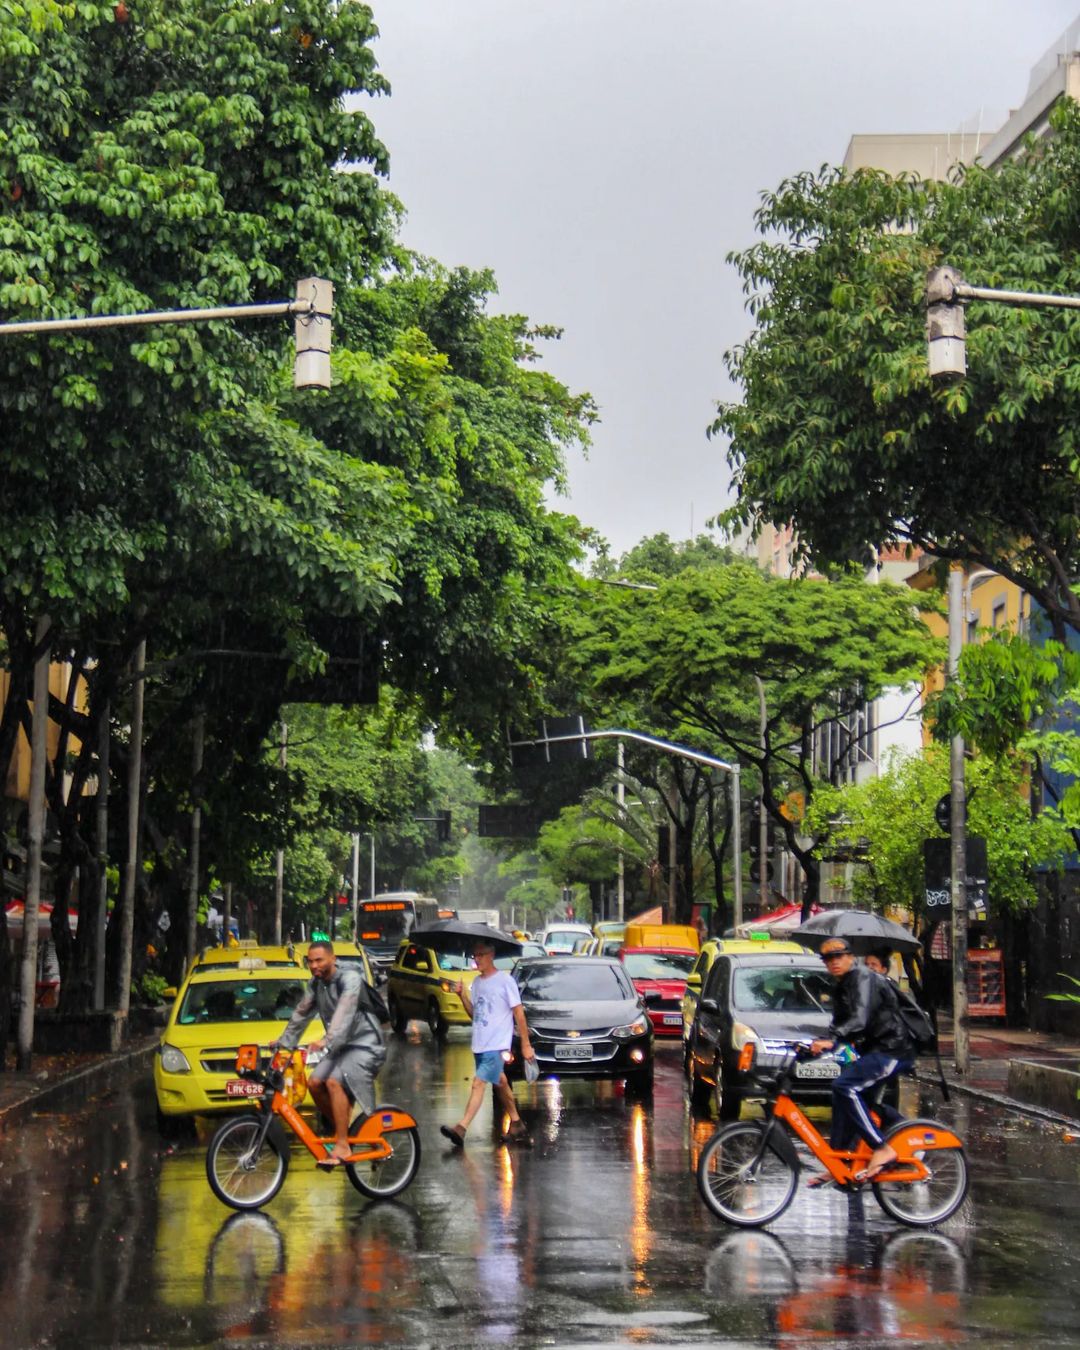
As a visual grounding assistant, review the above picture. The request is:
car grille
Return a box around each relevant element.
[651,997,682,1012]
[530,1025,615,1041]
[199,1047,271,1075]
[761,1037,797,1055]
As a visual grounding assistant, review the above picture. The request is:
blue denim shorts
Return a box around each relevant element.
[473,1050,507,1084]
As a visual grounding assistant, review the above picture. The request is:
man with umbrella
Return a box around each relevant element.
[440,937,537,1147]
[810,937,915,1183]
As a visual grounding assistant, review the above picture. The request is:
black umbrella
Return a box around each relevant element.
[411,920,522,955]
[791,909,921,956]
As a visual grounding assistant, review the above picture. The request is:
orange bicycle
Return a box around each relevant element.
[205,1045,420,1210]
[696,1043,968,1228]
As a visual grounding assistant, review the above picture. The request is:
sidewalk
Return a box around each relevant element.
[921,1016,1080,1126]
[0,1035,159,1134]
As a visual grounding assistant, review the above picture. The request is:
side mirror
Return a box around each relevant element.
[685,973,701,992]
[415,959,430,973]
[699,997,719,1015]
[163,987,177,1001]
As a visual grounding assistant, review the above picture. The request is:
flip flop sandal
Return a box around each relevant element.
[806,1172,834,1189]
[316,1154,348,1169]
[440,1124,466,1149]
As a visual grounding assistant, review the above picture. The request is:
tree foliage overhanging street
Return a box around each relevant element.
[0,0,596,1033]
[712,100,1080,641]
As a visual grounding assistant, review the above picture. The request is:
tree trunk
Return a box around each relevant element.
[116,639,145,1015]
[17,616,51,1071]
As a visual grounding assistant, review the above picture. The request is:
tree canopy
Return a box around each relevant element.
[713,99,1080,640]
[569,560,941,909]
[0,0,595,1027]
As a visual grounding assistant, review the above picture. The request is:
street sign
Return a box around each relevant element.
[923,836,989,914]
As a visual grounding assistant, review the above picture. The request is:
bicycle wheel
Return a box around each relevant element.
[206,1116,289,1211]
[346,1126,421,1200]
[873,1146,968,1227]
[697,1122,798,1227]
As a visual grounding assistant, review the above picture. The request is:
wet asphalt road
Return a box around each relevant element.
[1,1031,1079,1349]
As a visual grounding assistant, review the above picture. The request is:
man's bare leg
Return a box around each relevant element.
[494,1075,521,1125]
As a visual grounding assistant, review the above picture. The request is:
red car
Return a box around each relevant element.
[620,947,697,1037]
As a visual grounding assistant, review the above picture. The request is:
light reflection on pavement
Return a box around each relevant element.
[0,1031,1078,1346]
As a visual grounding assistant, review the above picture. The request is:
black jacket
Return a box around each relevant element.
[829,964,913,1058]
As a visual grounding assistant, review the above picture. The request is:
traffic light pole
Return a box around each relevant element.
[0,278,334,388]
[508,727,743,929]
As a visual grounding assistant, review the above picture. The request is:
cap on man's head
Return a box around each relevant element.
[820,938,852,956]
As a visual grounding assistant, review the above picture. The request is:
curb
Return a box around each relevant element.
[0,1036,158,1135]
[915,1068,1078,1129]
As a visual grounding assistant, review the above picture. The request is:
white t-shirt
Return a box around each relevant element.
[470,970,522,1053]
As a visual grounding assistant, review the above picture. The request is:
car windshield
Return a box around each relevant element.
[436,949,474,971]
[517,963,631,1001]
[622,951,696,979]
[544,931,585,951]
[731,967,833,1014]
[177,978,307,1024]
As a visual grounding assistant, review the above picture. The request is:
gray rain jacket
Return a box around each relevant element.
[278,965,383,1057]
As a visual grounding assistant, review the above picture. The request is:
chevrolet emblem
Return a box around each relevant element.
[567,1029,580,1038]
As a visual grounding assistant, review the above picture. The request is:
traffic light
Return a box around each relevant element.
[926,265,966,379]
[293,277,333,389]
[437,809,451,842]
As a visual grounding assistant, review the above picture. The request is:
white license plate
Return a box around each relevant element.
[225,1079,265,1097]
[554,1043,593,1060]
[663,1015,682,1026]
[795,1060,841,1080]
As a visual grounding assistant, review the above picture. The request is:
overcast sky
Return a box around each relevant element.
[366,2,1079,560]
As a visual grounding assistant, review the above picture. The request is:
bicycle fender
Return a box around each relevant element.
[762,1121,801,1172]
[884,1117,963,1153]
[356,1104,417,1138]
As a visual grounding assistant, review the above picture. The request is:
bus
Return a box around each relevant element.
[455,908,501,931]
[356,892,446,971]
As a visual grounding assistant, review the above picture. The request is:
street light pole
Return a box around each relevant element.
[508,726,742,929]
[948,568,970,1077]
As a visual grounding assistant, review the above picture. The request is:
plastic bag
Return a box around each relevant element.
[523,1054,540,1084]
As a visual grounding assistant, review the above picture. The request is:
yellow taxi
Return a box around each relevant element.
[387,938,543,1040]
[177,941,305,987]
[319,939,376,986]
[386,938,479,1041]
[680,935,805,1057]
[154,962,323,1130]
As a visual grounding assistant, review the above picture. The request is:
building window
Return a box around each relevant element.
[992,599,1007,630]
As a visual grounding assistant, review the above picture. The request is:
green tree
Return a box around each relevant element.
[806,747,1069,927]
[573,561,941,913]
[0,1,595,1030]
[714,100,1080,641]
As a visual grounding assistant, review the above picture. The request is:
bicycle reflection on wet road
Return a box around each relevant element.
[0,1033,1077,1346]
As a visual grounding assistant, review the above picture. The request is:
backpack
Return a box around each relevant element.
[896,985,937,1055]
[359,976,391,1027]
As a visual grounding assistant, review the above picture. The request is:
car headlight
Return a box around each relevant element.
[613,1017,649,1040]
[731,1022,762,1052]
[159,1043,191,1074]
[440,979,453,994]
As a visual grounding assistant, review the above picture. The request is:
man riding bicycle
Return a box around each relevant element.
[811,937,915,1183]
[272,940,386,1167]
